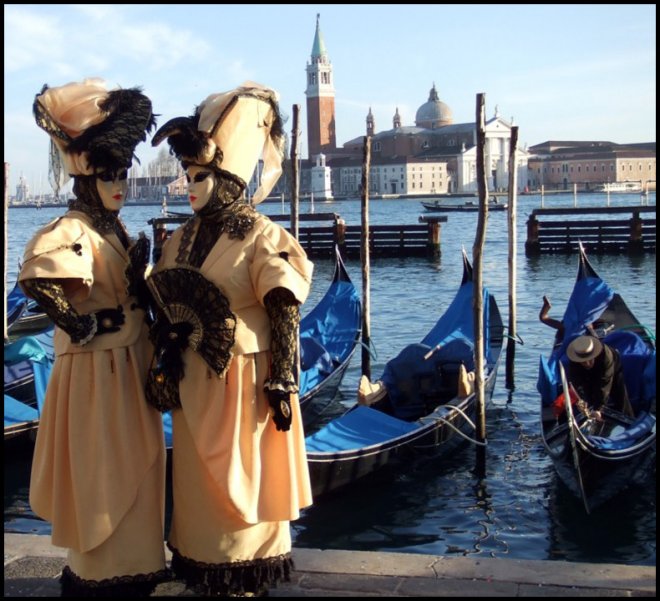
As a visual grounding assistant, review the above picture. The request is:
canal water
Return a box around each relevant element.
[4,192,656,566]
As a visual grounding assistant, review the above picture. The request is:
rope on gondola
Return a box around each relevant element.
[358,337,378,361]
[417,404,487,447]
[618,323,656,342]
[505,332,525,345]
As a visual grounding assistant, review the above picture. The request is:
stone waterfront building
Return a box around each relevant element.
[527,141,656,191]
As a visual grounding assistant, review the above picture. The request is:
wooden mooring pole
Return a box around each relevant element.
[474,94,488,474]
[290,105,300,239]
[505,126,519,390]
[4,162,9,342]
[361,136,372,380]
[289,106,302,395]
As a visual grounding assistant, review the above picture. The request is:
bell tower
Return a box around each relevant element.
[366,107,375,137]
[393,107,401,129]
[305,14,336,158]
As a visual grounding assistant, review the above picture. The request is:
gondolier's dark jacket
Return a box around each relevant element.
[568,343,632,415]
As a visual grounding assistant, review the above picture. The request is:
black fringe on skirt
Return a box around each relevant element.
[168,542,294,596]
[60,565,171,597]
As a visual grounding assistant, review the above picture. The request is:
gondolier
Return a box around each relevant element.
[567,335,635,418]
[147,82,314,597]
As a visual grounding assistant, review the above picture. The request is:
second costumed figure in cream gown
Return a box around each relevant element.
[146,82,314,596]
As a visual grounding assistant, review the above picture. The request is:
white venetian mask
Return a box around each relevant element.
[96,169,128,211]
[186,165,215,212]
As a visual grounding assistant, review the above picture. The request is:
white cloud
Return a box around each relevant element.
[4,8,63,72]
[114,23,212,71]
[71,4,118,21]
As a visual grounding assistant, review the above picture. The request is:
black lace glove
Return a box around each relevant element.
[129,232,150,269]
[267,388,292,432]
[94,305,126,335]
[20,278,127,346]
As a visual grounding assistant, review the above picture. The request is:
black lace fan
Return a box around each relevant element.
[147,267,236,377]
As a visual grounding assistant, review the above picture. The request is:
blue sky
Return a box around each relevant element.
[4,4,656,197]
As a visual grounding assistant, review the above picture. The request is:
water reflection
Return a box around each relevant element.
[293,400,554,560]
[547,476,657,565]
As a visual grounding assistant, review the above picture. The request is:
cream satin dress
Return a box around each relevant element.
[153,213,314,567]
[19,210,167,582]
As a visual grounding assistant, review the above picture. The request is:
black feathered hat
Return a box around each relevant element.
[33,77,156,195]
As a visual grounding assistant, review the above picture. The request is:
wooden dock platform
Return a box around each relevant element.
[150,212,447,261]
[525,205,656,256]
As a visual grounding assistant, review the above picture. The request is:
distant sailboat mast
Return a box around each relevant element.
[129,165,138,201]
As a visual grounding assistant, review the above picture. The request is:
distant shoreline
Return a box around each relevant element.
[7,201,191,209]
[8,188,654,210]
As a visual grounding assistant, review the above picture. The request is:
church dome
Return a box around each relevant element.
[415,84,453,129]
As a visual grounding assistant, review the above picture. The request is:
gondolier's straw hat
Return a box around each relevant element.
[151,81,285,204]
[32,77,156,195]
[567,335,603,363]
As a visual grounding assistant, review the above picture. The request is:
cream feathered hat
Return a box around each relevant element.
[151,81,285,204]
[33,77,156,195]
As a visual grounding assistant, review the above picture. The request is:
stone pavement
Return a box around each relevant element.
[4,533,656,597]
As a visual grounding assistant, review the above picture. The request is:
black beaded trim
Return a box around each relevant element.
[167,541,293,597]
[60,565,171,597]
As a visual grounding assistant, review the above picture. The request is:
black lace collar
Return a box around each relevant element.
[68,175,128,245]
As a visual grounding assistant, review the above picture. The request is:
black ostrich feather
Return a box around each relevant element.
[151,112,210,162]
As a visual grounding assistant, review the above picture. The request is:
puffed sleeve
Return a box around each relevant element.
[18,216,95,298]
[249,220,313,306]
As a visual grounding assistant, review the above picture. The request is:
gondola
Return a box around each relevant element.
[161,244,361,448]
[4,326,55,442]
[298,245,362,420]
[537,243,656,513]
[305,249,505,499]
[6,278,51,337]
[7,279,29,332]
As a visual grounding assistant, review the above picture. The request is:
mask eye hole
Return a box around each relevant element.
[98,169,128,182]
[194,172,211,183]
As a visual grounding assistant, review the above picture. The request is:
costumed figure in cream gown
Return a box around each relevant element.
[18,79,169,596]
[146,82,314,596]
